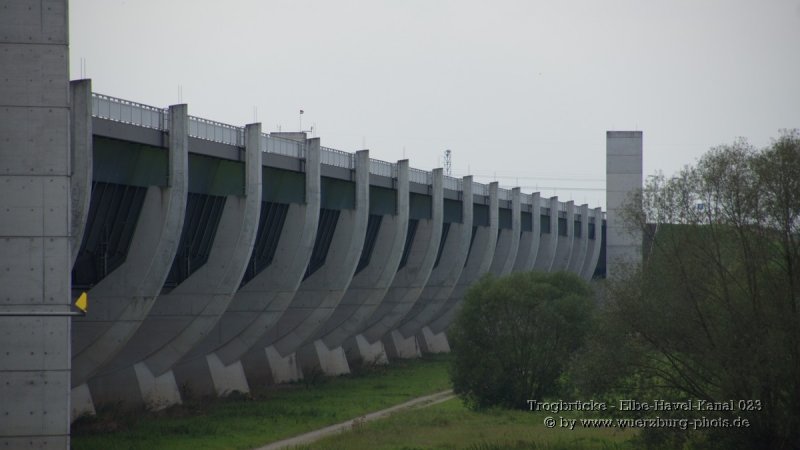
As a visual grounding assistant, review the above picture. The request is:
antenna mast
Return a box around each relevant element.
[444,149,452,176]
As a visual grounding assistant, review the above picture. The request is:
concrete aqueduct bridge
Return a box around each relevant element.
[66,89,606,415]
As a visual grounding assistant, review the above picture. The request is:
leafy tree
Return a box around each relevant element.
[448,271,594,410]
[572,130,800,449]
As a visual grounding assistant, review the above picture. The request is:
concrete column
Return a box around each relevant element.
[384,176,473,359]
[568,204,590,274]
[71,104,188,417]
[512,192,541,272]
[533,196,559,271]
[243,150,370,384]
[296,160,410,375]
[606,131,643,278]
[70,79,93,266]
[345,169,443,365]
[581,207,604,281]
[86,123,263,409]
[550,200,575,271]
[420,182,499,350]
[171,138,321,397]
[489,187,520,276]
[0,2,71,445]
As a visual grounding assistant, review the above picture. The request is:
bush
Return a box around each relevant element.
[448,271,594,410]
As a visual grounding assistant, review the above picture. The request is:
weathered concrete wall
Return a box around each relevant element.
[512,193,541,272]
[551,200,574,272]
[0,1,72,445]
[489,187,520,277]
[533,197,559,271]
[606,131,642,278]
[567,203,590,274]
[581,207,604,280]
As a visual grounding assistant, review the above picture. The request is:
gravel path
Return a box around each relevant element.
[254,389,456,450]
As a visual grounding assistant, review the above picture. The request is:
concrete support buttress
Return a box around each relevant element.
[70,104,188,416]
[172,138,321,397]
[420,182,499,350]
[532,196,559,272]
[384,176,472,359]
[297,160,410,375]
[70,79,92,266]
[345,169,443,365]
[243,150,369,384]
[568,204,590,275]
[512,192,541,272]
[581,207,604,281]
[0,2,71,445]
[551,200,574,272]
[488,187,520,277]
[87,123,262,409]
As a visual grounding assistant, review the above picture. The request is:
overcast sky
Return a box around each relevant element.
[69,0,800,209]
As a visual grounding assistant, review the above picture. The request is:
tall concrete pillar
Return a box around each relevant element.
[86,123,263,409]
[242,150,370,384]
[296,160,410,375]
[489,187,520,277]
[172,138,321,397]
[384,176,473,358]
[533,196,559,271]
[420,182,499,351]
[71,104,188,416]
[71,80,93,266]
[512,192,541,272]
[345,169,443,364]
[0,1,71,445]
[568,204,590,274]
[581,207,604,281]
[606,131,643,278]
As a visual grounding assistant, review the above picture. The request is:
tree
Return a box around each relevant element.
[448,271,593,410]
[572,130,800,449]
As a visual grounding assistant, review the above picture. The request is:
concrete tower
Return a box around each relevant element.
[0,0,73,447]
[606,131,643,278]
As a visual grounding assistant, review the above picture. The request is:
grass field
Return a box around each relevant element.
[71,355,452,450]
[299,397,635,450]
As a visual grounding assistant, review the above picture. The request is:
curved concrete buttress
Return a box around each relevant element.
[86,123,263,409]
[296,160,410,375]
[550,200,575,272]
[171,138,321,397]
[70,79,92,266]
[344,169,443,365]
[71,104,188,415]
[580,207,604,281]
[532,196,559,272]
[567,204,590,275]
[242,150,370,384]
[512,192,541,273]
[419,182,499,352]
[383,176,473,359]
[488,187,520,277]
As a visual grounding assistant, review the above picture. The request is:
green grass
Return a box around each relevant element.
[300,398,636,450]
[71,355,452,450]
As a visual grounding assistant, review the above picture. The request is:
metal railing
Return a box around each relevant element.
[443,176,460,191]
[265,135,305,158]
[320,146,354,169]
[409,168,429,185]
[188,116,244,146]
[92,93,166,130]
[370,159,395,177]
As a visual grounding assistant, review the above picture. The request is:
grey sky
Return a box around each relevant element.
[69,0,800,209]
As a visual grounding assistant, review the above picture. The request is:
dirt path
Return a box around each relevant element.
[253,389,456,450]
